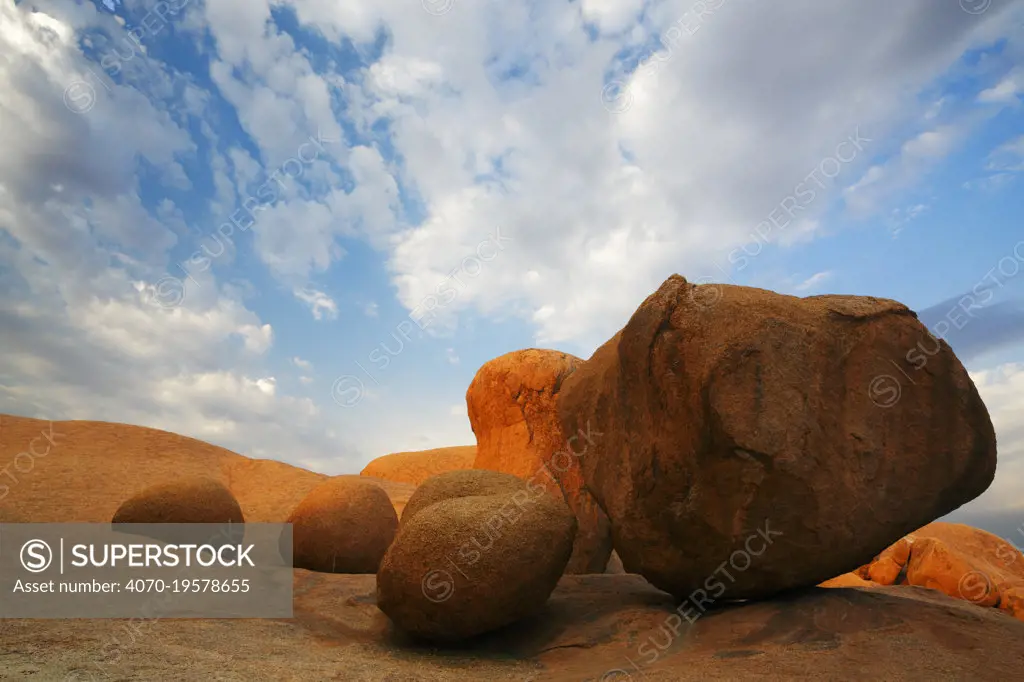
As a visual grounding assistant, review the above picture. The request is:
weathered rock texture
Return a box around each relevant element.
[399,469,530,524]
[7,574,1024,681]
[359,445,476,486]
[287,475,398,573]
[377,471,577,642]
[467,349,612,573]
[112,477,244,524]
[558,274,997,600]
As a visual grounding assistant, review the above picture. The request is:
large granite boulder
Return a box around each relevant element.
[558,274,997,600]
[376,470,577,642]
[287,476,398,573]
[467,349,612,573]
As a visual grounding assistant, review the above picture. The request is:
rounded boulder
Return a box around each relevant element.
[558,274,997,600]
[377,475,577,642]
[112,477,244,524]
[112,477,245,546]
[287,476,398,573]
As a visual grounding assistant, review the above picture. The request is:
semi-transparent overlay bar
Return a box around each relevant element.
[0,523,292,618]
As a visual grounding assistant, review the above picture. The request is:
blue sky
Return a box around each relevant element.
[1,0,1023,529]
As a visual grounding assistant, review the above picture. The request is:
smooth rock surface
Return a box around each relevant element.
[0,414,414,521]
[4,574,1024,681]
[399,469,532,524]
[360,446,476,486]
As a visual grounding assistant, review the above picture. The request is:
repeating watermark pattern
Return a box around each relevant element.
[957,569,995,604]
[868,240,1024,407]
[143,130,341,310]
[0,421,63,501]
[422,0,456,16]
[955,517,1024,606]
[419,421,602,603]
[960,0,992,15]
[601,520,783,679]
[331,227,511,408]
[690,128,871,308]
[601,0,730,114]
[63,0,192,114]
[723,129,871,274]
[54,523,290,680]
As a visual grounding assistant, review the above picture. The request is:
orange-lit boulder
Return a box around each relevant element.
[858,536,913,585]
[467,349,611,574]
[902,523,1024,616]
[287,476,398,573]
[558,275,997,599]
[819,573,877,588]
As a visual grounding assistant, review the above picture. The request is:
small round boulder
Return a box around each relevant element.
[287,476,398,573]
[112,477,245,545]
[113,477,244,524]
[377,474,577,642]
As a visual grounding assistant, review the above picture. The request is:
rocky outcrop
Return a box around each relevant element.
[8,574,1024,680]
[829,522,1024,622]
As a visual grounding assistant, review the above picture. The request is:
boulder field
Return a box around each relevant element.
[0,272,1016,678]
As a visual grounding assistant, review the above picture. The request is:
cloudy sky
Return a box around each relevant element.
[1,0,1022,530]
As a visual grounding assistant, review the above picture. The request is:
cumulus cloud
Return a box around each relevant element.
[963,363,1024,514]
[0,0,359,467]
[3,0,1024,505]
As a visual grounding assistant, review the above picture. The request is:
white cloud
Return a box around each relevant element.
[580,0,646,35]
[794,271,833,292]
[967,363,1024,513]
[978,68,1023,103]
[963,134,1024,193]
[326,0,1024,352]
[291,356,313,370]
[986,134,1024,172]
[363,301,379,318]
[293,287,339,320]
[445,347,460,365]
[0,0,362,470]
[4,0,1024,492]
